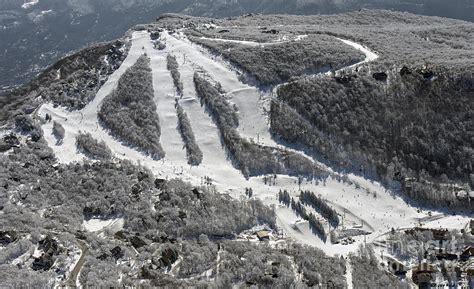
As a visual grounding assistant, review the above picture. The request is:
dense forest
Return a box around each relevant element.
[190,34,364,86]
[52,121,65,145]
[272,67,473,208]
[98,55,165,160]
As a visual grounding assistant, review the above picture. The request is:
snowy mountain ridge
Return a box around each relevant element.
[0,11,472,288]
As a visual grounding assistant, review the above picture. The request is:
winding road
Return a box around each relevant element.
[64,239,88,288]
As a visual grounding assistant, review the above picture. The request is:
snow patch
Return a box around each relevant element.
[83,217,124,233]
[21,0,39,9]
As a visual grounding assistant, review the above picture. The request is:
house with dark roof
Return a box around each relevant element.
[460,247,474,262]
[412,263,436,288]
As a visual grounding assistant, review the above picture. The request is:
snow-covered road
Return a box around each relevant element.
[198,34,308,47]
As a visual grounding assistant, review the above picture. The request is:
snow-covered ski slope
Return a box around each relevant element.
[38,30,470,257]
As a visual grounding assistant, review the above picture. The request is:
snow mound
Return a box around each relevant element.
[83,217,124,233]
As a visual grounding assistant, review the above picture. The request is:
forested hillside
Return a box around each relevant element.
[98,55,165,160]
[272,67,473,208]
[182,10,474,208]
[190,34,364,86]
[188,10,473,71]
[0,39,128,125]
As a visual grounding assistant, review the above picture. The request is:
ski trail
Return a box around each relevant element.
[165,32,373,176]
[162,31,443,256]
[165,32,275,146]
[83,31,150,119]
[226,87,274,146]
[173,50,247,186]
[143,36,187,165]
[38,31,151,164]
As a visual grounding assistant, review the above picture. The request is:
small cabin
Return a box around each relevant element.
[256,230,270,241]
[372,72,388,81]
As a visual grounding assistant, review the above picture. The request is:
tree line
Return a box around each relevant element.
[166,54,184,97]
[300,190,339,227]
[175,100,203,166]
[98,54,165,160]
[278,190,326,241]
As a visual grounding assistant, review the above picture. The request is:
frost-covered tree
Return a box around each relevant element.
[175,100,202,166]
[52,121,65,145]
[76,132,113,160]
[300,190,339,227]
[167,54,184,97]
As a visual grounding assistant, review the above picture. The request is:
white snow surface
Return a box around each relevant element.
[21,0,39,9]
[198,34,307,47]
[83,217,124,233]
[336,38,379,70]
[38,30,470,257]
